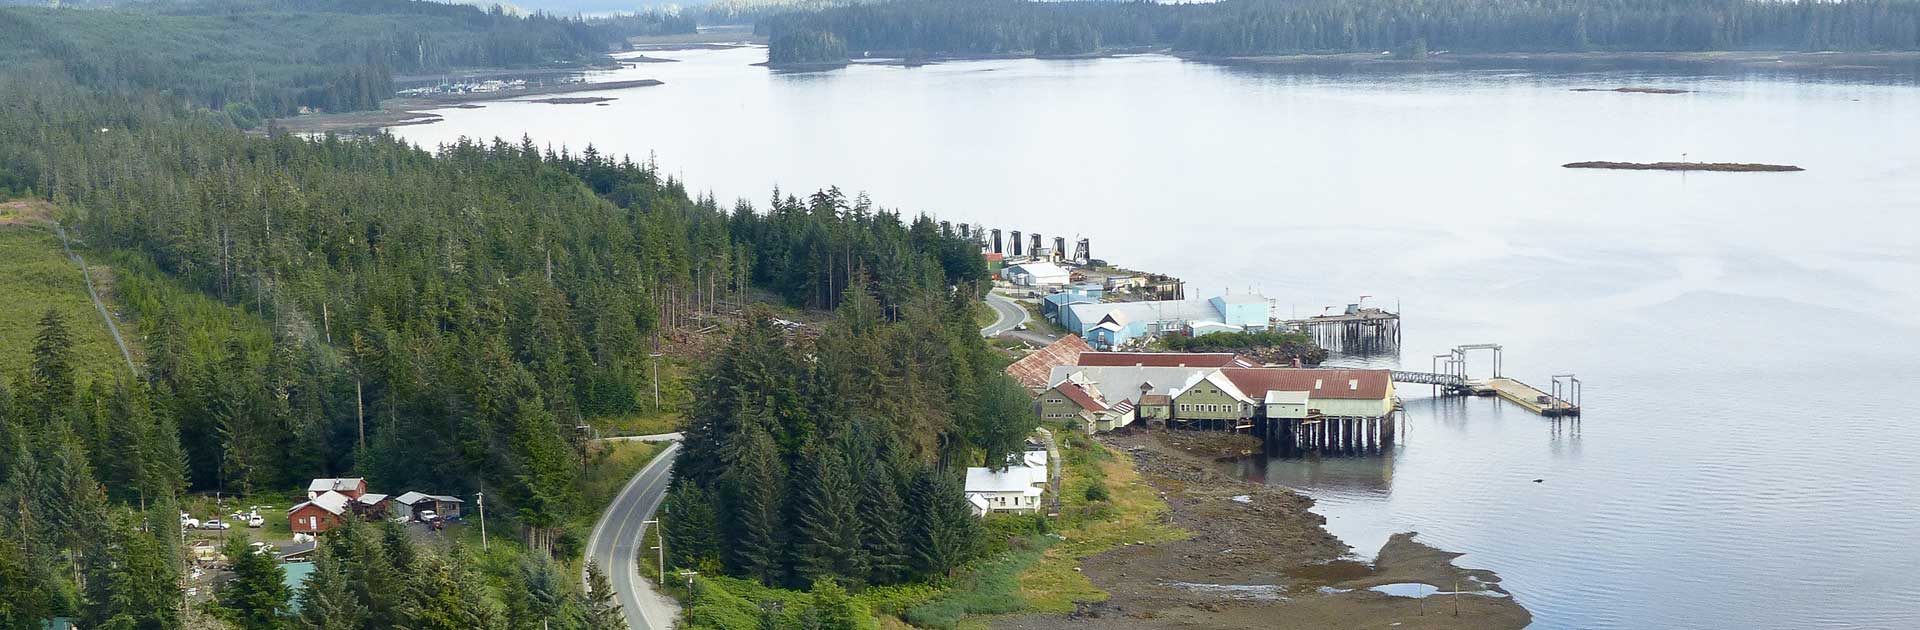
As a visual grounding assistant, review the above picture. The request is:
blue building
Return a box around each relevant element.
[1061,294,1273,349]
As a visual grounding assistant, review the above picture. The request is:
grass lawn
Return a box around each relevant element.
[1013,429,1187,613]
[0,225,131,384]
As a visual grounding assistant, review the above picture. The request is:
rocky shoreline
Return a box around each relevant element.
[994,431,1530,630]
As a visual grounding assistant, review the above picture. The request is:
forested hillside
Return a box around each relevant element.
[761,0,1920,62]
[0,0,1015,623]
[0,0,629,118]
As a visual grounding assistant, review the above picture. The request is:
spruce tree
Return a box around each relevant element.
[905,468,981,579]
[86,510,181,630]
[850,433,909,585]
[298,544,369,630]
[580,560,623,630]
[721,421,785,584]
[662,482,720,571]
[29,309,74,422]
[219,534,293,630]
[795,436,866,585]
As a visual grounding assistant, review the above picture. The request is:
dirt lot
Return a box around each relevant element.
[995,431,1530,630]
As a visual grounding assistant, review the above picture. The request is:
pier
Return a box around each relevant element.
[1283,304,1401,354]
[1395,343,1582,417]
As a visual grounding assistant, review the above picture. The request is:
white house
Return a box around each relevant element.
[1003,261,1071,288]
[965,467,1044,515]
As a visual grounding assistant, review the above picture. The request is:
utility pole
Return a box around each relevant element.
[644,518,664,585]
[650,352,663,408]
[476,492,487,551]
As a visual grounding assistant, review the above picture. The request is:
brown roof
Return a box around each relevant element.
[1005,335,1093,389]
[1139,394,1171,406]
[1053,382,1108,412]
[1078,352,1255,369]
[1219,368,1393,400]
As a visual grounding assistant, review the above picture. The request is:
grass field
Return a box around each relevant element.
[0,225,132,385]
[1014,429,1187,613]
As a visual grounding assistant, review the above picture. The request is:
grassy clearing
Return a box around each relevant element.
[1014,429,1187,613]
[581,440,667,513]
[0,226,130,384]
[590,411,683,437]
[903,542,1050,630]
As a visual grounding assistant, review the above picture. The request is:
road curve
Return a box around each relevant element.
[982,291,1030,338]
[586,440,682,630]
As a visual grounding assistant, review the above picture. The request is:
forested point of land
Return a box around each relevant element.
[759,0,1920,63]
[0,0,1029,625]
[0,0,691,120]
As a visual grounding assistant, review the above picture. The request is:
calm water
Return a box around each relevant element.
[392,47,1920,629]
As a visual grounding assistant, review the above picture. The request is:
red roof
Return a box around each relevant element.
[1053,381,1108,412]
[984,252,1005,261]
[1078,352,1255,369]
[1005,335,1093,389]
[1219,368,1393,400]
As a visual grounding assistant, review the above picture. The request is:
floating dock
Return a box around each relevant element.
[1395,343,1582,417]
[1469,377,1580,417]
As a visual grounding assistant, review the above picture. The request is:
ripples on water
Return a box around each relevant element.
[392,47,1920,629]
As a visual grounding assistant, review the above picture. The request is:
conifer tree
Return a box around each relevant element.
[662,482,720,571]
[580,560,623,630]
[298,543,370,630]
[28,309,74,422]
[87,510,182,630]
[795,436,866,585]
[721,420,785,584]
[219,534,293,630]
[849,431,909,585]
[905,468,981,579]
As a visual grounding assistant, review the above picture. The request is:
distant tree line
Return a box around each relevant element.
[761,0,1920,62]
[589,9,699,41]
[0,0,633,117]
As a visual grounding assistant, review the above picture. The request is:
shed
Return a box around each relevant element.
[353,493,391,519]
[1003,261,1071,287]
[394,491,465,521]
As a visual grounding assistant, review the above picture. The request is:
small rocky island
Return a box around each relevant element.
[1563,161,1803,172]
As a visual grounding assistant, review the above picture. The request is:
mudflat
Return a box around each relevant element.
[994,431,1530,630]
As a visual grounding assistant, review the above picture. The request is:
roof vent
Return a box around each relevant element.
[1313,379,1323,389]
[1349,379,1359,391]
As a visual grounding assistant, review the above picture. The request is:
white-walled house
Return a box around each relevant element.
[965,466,1044,515]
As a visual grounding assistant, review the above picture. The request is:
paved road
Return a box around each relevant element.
[586,441,682,630]
[981,291,1030,337]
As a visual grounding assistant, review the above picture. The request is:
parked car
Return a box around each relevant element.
[417,510,438,523]
[246,514,265,528]
[201,519,230,530]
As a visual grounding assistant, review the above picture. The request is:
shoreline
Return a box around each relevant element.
[776,47,1920,74]
[994,430,1530,629]
[267,79,663,135]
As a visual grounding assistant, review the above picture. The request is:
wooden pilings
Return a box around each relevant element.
[1252,414,1397,456]
[1288,312,1401,355]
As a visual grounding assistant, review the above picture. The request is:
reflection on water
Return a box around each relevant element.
[391,46,1920,629]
